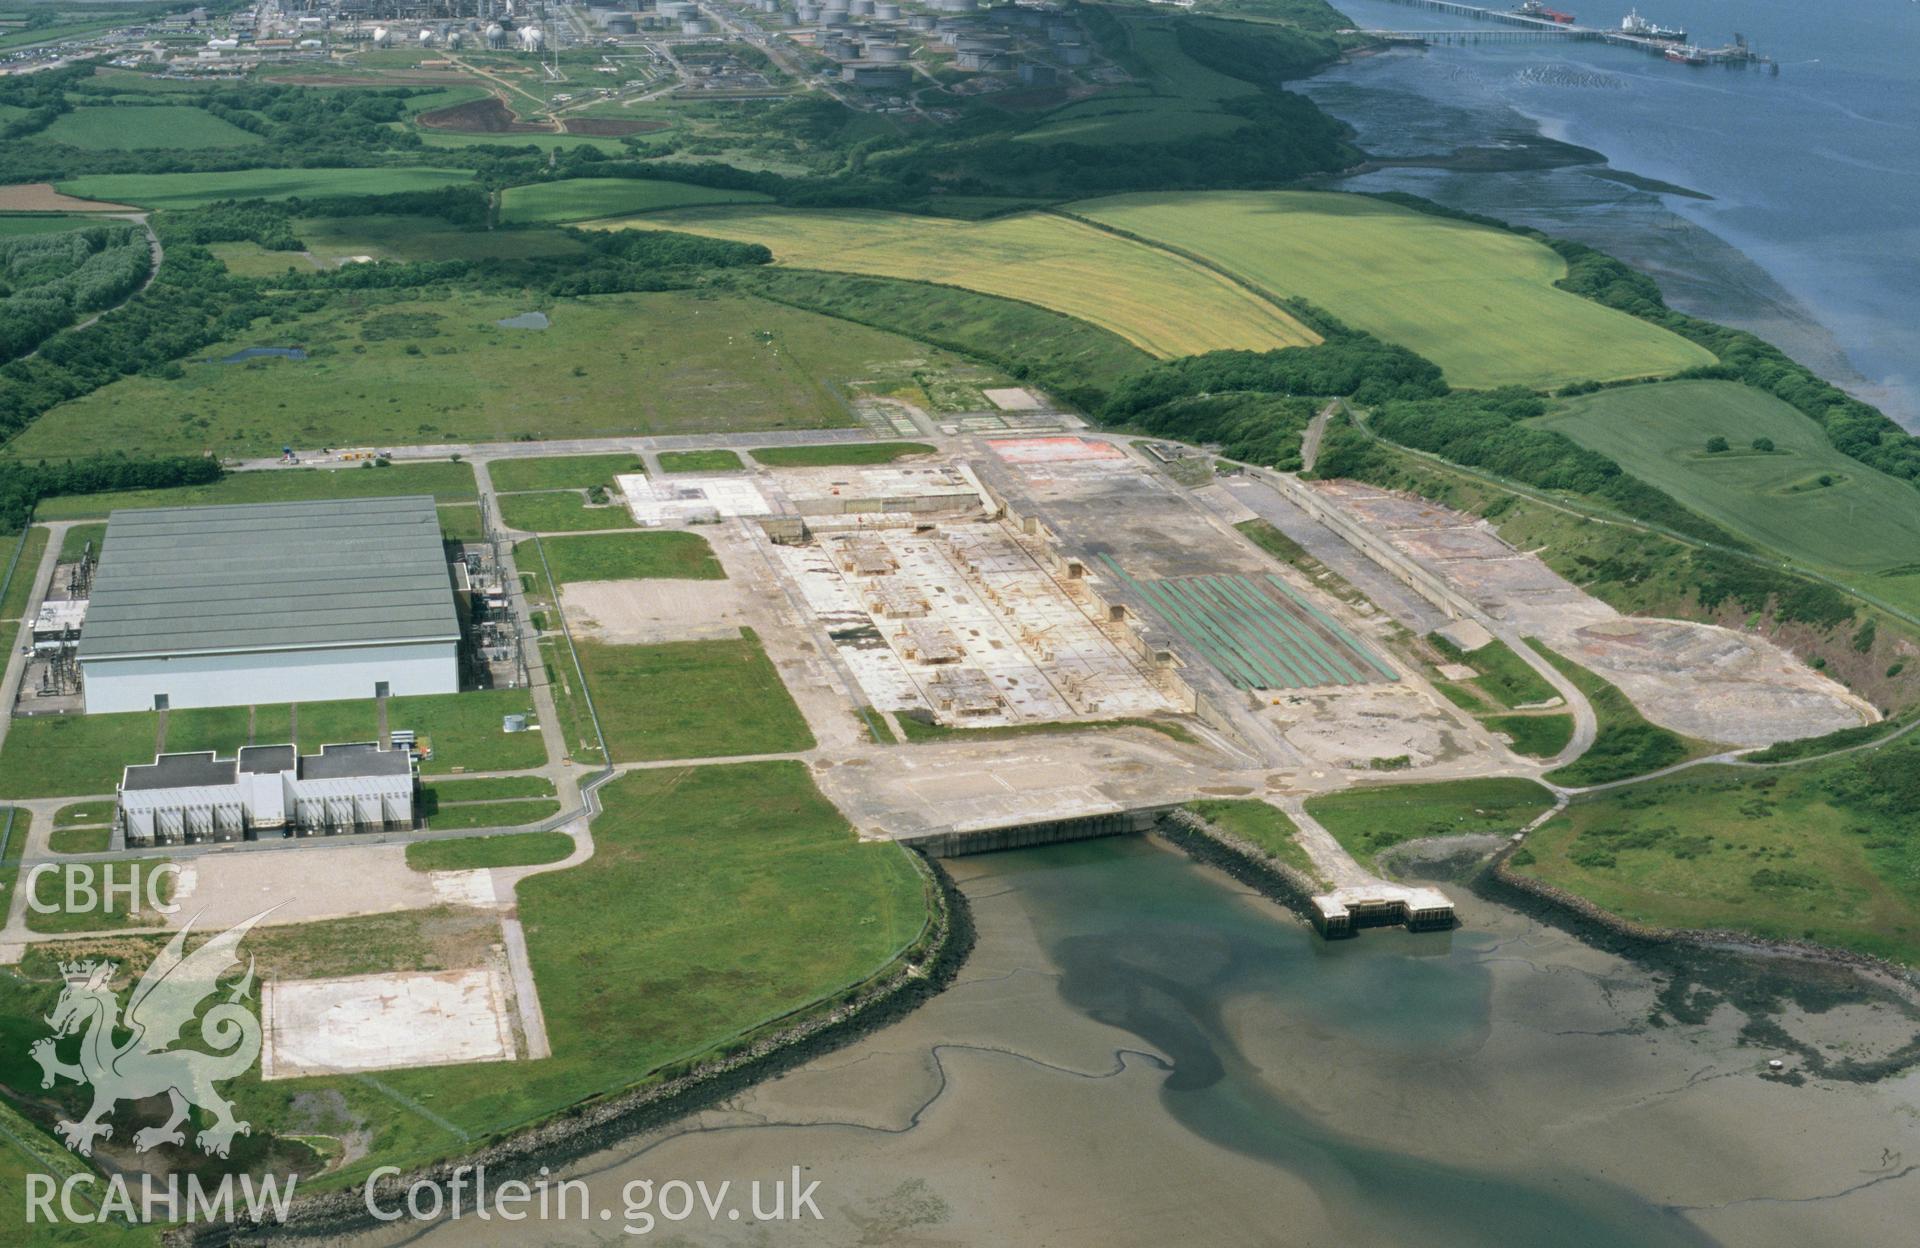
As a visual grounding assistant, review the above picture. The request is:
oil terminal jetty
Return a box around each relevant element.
[1354,0,1773,68]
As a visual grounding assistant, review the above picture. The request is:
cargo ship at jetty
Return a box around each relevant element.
[1664,43,1708,65]
[1513,1,1576,24]
[1621,9,1685,41]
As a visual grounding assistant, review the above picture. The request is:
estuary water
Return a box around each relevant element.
[1306,0,1920,429]
[361,837,1920,1247]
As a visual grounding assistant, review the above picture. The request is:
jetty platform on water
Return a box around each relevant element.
[1354,0,1772,66]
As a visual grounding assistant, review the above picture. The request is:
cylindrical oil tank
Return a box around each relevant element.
[849,0,874,14]
[865,40,907,61]
[908,14,935,29]
[874,2,901,18]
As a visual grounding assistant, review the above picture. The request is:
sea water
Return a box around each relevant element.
[1307,0,1920,429]
[366,837,1920,1247]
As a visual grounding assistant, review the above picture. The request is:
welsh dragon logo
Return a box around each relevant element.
[30,910,270,1159]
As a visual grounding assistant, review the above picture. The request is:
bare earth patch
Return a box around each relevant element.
[1309,480,1873,747]
[0,182,136,212]
[560,577,751,644]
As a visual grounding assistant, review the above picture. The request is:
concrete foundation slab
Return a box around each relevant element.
[261,966,517,1079]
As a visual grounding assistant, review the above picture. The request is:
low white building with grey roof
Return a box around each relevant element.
[120,742,416,846]
[77,495,460,714]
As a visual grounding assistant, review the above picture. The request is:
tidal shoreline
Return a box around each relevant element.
[177,855,974,1246]
[1298,6,1919,429]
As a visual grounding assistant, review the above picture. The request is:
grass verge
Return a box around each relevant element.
[1184,799,1325,887]
[751,442,934,467]
[1306,778,1557,873]
[657,449,744,474]
[575,630,813,761]
[407,831,574,871]
[518,532,722,585]
[1513,738,1920,966]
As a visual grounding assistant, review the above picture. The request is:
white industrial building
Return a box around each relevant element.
[120,742,416,846]
[77,496,461,714]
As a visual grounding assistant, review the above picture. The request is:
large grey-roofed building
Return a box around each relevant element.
[78,495,460,713]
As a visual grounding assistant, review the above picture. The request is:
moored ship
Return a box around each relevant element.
[1621,9,1686,41]
[1514,1,1577,23]
[1664,43,1708,64]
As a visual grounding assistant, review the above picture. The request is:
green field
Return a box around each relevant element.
[423,775,556,802]
[420,799,563,831]
[500,177,772,225]
[0,762,928,1192]
[1017,17,1257,149]
[1485,713,1575,759]
[1529,640,1706,786]
[1070,192,1715,390]
[40,106,263,151]
[438,503,483,542]
[0,526,49,621]
[497,490,636,533]
[521,531,723,584]
[406,830,572,871]
[591,206,1319,359]
[5,291,932,460]
[0,214,97,237]
[733,268,1150,402]
[55,167,475,210]
[488,453,646,492]
[51,801,111,828]
[0,689,543,798]
[29,463,477,517]
[1184,798,1326,886]
[204,240,313,278]
[1514,738,1920,966]
[574,631,814,761]
[46,826,110,854]
[55,523,105,561]
[539,636,604,764]
[1305,777,1558,872]
[297,214,589,266]
[26,860,173,933]
[657,448,743,473]
[1536,381,1920,604]
[752,442,934,467]
[1427,632,1558,710]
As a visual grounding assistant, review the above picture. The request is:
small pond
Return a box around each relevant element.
[496,312,550,330]
[219,347,306,364]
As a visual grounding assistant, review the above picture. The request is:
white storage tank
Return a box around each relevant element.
[519,24,544,50]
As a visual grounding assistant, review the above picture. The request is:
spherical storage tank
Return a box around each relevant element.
[371,25,392,46]
[484,22,506,47]
[417,27,436,44]
[519,24,544,50]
